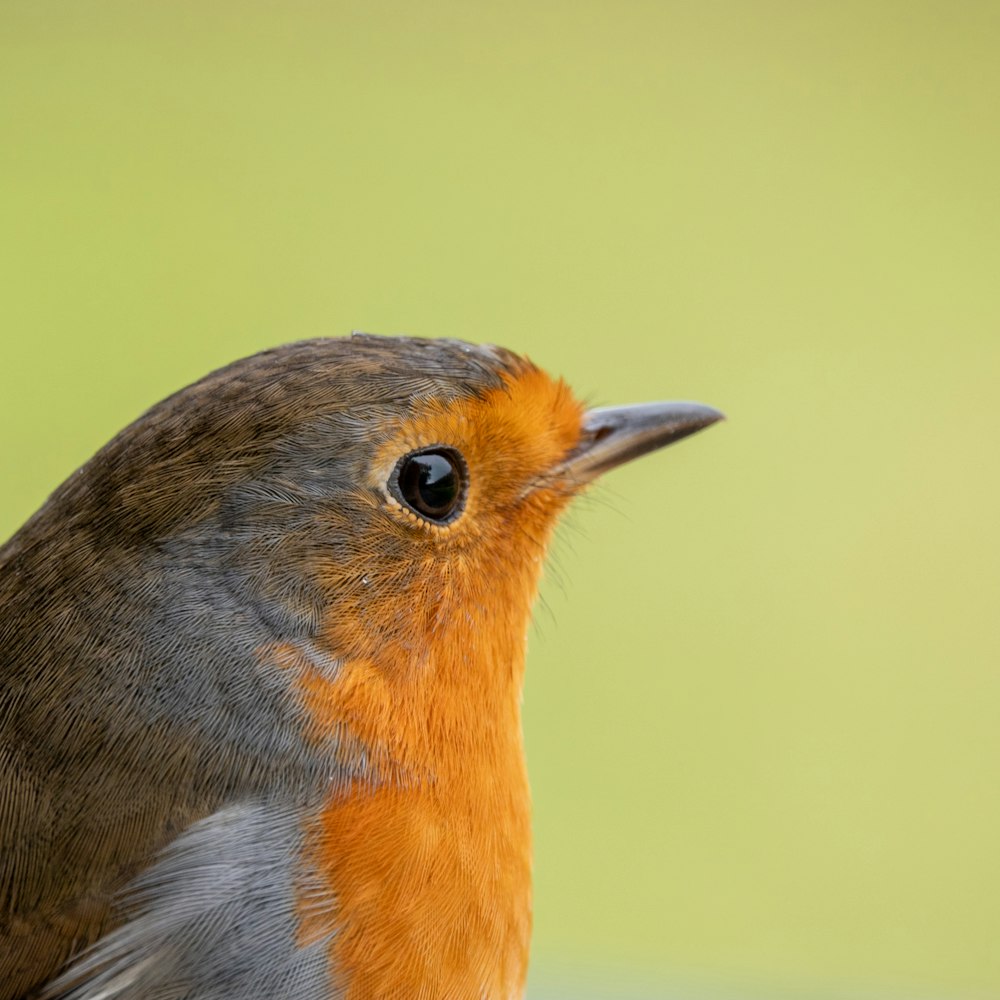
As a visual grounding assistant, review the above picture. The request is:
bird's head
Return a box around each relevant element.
[20,333,719,771]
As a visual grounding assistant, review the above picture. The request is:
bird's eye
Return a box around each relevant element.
[390,448,468,524]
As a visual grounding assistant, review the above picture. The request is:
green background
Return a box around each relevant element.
[3,3,998,997]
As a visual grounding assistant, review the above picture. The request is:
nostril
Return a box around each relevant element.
[591,425,615,444]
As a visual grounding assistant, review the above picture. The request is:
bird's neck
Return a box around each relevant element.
[293,557,540,999]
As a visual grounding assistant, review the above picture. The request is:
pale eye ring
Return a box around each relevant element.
[389,447,468,524]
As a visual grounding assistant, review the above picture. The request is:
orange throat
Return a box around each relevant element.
[299,648,533,1000]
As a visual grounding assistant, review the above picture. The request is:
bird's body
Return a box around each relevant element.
[0,335,720,999]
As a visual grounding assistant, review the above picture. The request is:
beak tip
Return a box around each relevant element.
[693,404,726,428]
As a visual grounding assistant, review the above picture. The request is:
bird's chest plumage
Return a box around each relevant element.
[314,757,532,998]
[296,653,533,999]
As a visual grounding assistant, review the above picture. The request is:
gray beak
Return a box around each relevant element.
[553,401,724,483]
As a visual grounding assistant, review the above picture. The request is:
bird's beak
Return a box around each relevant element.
[553,401,724,485]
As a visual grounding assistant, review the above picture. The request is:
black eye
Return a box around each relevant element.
[390,448,468,524]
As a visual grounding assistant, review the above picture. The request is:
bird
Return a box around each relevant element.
[0,333,721,1000]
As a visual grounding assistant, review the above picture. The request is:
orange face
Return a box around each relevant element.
[321,363,585,672]
[288,362,587,998]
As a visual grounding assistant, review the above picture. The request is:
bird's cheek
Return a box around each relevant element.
[312,562,441,673]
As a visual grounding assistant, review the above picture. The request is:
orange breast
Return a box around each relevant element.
[297,655,533,999]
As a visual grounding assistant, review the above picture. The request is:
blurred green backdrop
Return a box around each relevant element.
[3,2,999,997]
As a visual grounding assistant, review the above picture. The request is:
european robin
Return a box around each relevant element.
[0,334,721,1000]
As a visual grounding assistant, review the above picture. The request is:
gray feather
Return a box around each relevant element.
[45,803,338,1000]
